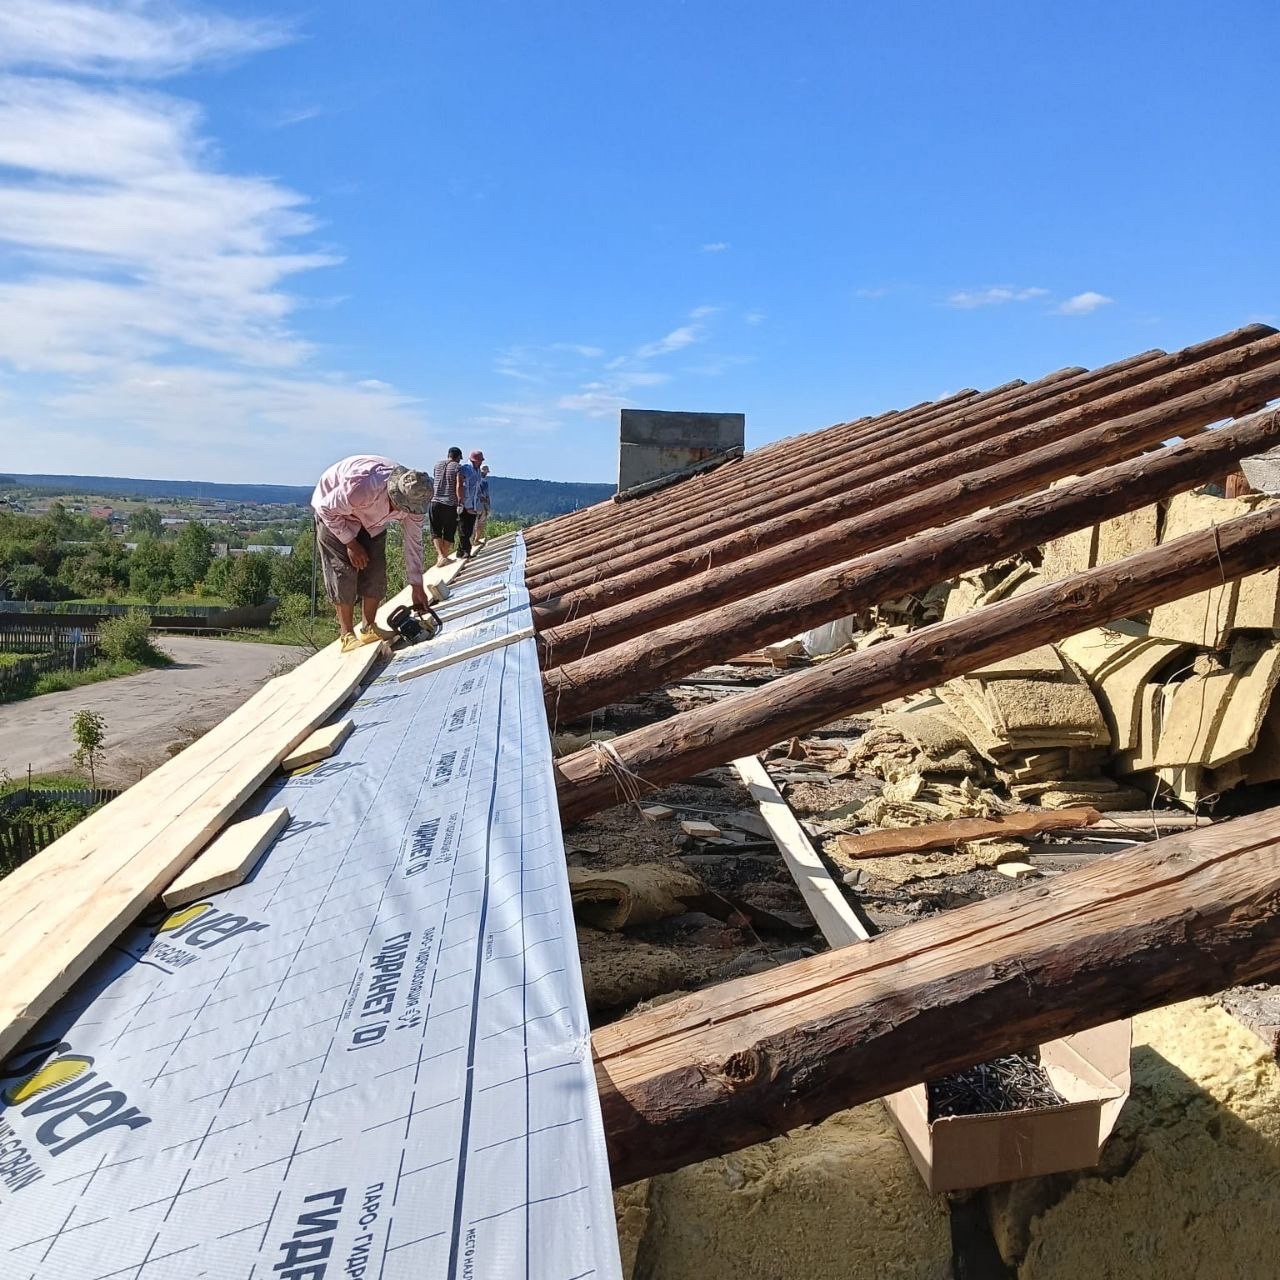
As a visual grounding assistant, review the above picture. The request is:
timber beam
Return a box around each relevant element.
[542,407,1280,722]
[555,503,1280,823]
[594,808,1280,1184]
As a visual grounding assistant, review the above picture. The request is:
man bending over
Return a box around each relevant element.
[312,455,432,652]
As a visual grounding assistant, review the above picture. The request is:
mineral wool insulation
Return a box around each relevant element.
[0,538,622,1280]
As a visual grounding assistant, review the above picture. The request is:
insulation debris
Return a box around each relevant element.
[569,864,706,930]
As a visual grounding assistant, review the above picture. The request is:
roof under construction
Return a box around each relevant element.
[5,321,1280,1277]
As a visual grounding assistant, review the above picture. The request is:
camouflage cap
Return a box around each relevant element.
[387,466,432,514]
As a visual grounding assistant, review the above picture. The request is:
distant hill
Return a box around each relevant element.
[3,473,614,521]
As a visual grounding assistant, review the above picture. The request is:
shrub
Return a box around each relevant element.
[98,610,164,664]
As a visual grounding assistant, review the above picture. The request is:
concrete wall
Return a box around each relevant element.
[618,410,745,492]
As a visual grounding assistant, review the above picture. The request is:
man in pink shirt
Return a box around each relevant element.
[311,456,432,652]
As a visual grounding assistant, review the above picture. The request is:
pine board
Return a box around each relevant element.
[162,807,290,906]
[0,557,473,1062]
[733,754,871,944]
[280,718,353,771]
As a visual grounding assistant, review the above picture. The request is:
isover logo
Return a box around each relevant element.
[0,1038,150,1157]
[130,900,271,972]
[156,901,269,947]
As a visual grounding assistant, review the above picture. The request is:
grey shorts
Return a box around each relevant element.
[316,521,387,605]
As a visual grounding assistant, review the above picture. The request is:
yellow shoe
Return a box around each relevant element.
[340,632,362,654]
[358,621,396,643]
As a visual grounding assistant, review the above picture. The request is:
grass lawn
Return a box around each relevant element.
[0,652,174,704]
[224,620,339,649]
[0,652,38,667]
[0,770,87,796]
[65,593,230,607]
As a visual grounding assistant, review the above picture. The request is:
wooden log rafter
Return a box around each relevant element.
[594,808,1280,1184]
[542,405,1280,722]
[555,503,1280,823]
[530,328,1278,622]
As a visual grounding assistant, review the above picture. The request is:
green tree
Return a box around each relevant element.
[128,537,173,605]
[270,529,315,598]
[204,554,233,597]
[6,564,60,600]
[129,506,164,539]
[46,501,76,542]
[226,552,273,607]
[70,709,107,787]
[173,521,213,589]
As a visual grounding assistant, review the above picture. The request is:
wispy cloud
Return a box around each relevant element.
[483,306,728,427]
[0,1,439,481]
[1055,290,1114,316]
[273,103,323,128]
[701,241,729,253]
[946,285,1050,309]
[0,0,291,78]
[635,325,703,359]
[549,342,605,358]
[473,400,563,435]
[744,309,766,326]
[855,286,892,299]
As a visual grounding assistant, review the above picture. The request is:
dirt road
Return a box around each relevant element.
[0,636,305,785]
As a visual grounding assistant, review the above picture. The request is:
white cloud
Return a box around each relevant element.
[273,104,323,128]
[484,305,724,431]
[744,309,766,325]
[474,401,563,435]
[612,370,669,390]
[556,387,633,418]
[0,72,335,373]
[701,241,729,253]
[636,324,703,359]
[3,361,433,481]
[946,285,1050,309]
[548,342,605,358]
[0,1,447,481]
[1055,290,1114,316]
[0,0,291,78]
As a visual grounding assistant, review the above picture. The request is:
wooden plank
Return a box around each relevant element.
[733,755,871,944]
[833,807,1101,860]
[162,807,290,906]
[397,625,535,683]
[281,719,353,771]
[0,557,471,1061]
[591,807,1280,1184]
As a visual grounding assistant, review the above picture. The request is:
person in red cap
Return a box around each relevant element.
[457,448,485,559]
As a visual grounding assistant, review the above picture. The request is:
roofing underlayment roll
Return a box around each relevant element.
[0,537,622,1280]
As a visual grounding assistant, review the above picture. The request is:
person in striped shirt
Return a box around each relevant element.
[429,447,464,563]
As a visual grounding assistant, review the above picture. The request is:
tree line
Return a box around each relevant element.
[0,505,315,607]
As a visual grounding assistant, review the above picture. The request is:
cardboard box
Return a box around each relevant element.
[883,1021,1132,1193]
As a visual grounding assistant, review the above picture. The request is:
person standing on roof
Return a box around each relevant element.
[430,446,464,563]
[457,448,485,559]
[474,463,492,545]
[311,456,432,653]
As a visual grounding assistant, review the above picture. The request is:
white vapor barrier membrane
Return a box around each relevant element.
[0,537,623,1280]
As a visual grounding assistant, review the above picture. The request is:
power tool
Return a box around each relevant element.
[386,603,442,647]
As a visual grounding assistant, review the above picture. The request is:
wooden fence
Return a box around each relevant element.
[0,785,123,815]
[0,786,122,874]
[0,626,99,653]
[0,628,101,698]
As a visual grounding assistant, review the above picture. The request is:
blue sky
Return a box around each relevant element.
[1,1,1276,485]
